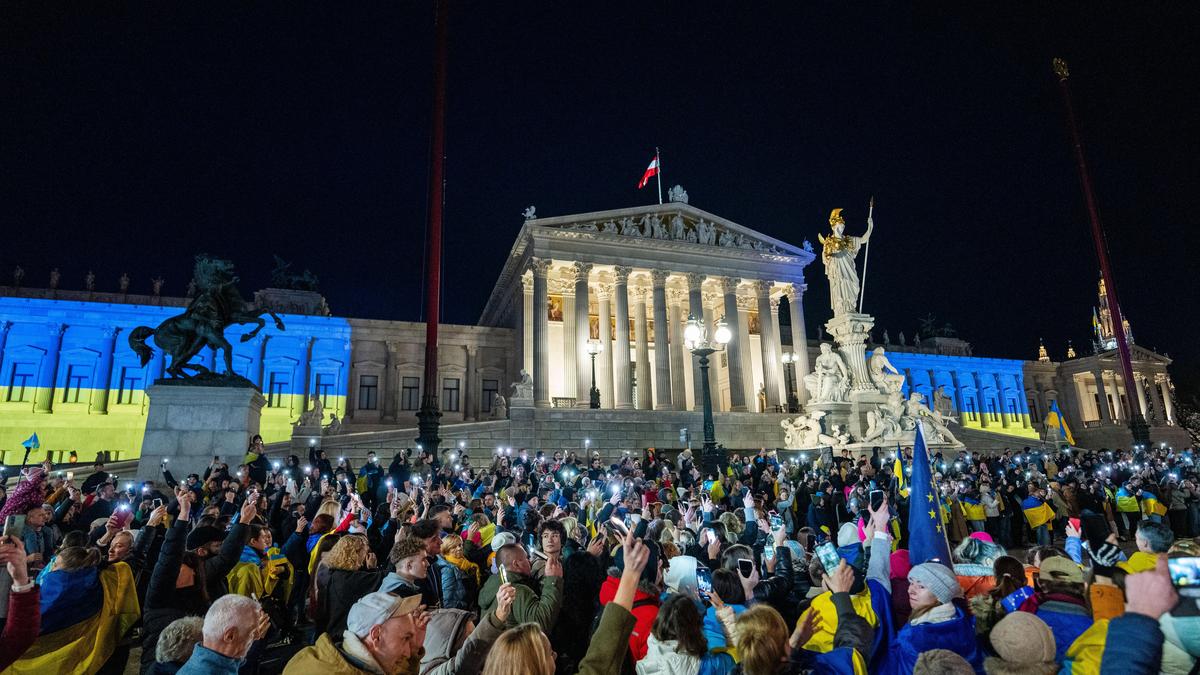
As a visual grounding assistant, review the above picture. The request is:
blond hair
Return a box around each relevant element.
[734,605,788,675]
[481,624,555,675]
[316,498,341,523]
[441,534,464,557]
[325,534,369,571]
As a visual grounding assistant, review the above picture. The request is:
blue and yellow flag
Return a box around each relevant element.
[1044,400,1076,446]
[8,562,140,674]
[961,495,987,522]
[1141,490,1168,517]
[1022,495,1056,529]
[1116,487,1140,513]
[893,445,909,499]
[907,424,953,566]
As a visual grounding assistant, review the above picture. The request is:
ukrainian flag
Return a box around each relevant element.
[961,495,987,522]
[1044,400,1076,446]
[1116,487,1140,513]
[893,445,909,499]
[1022,495,1056,530]
[1141,490,1168,518]
[6,562,140,674]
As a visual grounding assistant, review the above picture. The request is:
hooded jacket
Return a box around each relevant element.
[283,632,424,675]
[636,636,698,675]
[599,574,662,662]
[477,567,562,633]
[419,608,506,675]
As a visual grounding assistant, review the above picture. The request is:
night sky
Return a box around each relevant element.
[4,3,1198,393]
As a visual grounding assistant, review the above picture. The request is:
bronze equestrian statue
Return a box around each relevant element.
[129,256,285,381]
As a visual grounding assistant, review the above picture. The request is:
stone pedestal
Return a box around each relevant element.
[825,313,874,392]
[291,424,322,455]
[137,384,265,482]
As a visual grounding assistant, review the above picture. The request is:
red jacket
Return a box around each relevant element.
[598,575,660,662]
[0,587,41,671]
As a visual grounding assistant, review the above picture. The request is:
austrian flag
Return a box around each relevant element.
[637,154,660,189]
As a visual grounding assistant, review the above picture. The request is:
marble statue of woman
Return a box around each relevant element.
[804,343,849,402]
[817,208,873,317]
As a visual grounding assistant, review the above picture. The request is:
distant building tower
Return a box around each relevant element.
[1038,338,1050,363]
[1093,277,1133,353]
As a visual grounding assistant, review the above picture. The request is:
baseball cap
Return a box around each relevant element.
[345,592,422,638]
[1038,556,1084,583]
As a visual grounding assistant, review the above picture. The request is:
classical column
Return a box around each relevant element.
[522,275,533,375]
[667,289,688,411]
[686,272,706,411]
[753,281,781,410]
[597,284,615,408]
[1108,372,1124,421]
[1093,370,1112,423]
[561,283,577,403]
[973,372,990,428]
[464,345,477,421]
[719,277,747,411]
[785,284,811,404]
[1160,375,1176,424]
[252,334,270,388]
[1147,374,1165,423]
[612,266,634,409]
[1134,372,1150,418]
[0,321,12,369]
[633,286,652,410]
[530,258,552,407]
[573,263,594,407]
[33,323,66,413]
[651,270,673,411]
[90,326,120,414]
[737,296,755,408]
[994,373,1010,428]
[770,297,787,405]
[291,337,314,417]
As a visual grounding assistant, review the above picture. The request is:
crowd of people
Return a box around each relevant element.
[0,434,1197,674]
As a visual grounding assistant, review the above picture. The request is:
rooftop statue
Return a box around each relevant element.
[270,255,320,292]
[817,207,873,317]
[129,256,285,382]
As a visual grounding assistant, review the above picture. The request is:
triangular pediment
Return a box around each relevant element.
[527,203,813,259]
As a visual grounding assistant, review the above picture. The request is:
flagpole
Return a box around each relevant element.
[655,147,663,205]
[857,196,874,313]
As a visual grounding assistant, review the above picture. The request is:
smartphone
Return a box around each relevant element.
[607,516,630,538]
[3,515,26,540]
[815,542,841,574]
[498,563,509,585]
[870,489,885,512]
[737,559,754,579]
[1168,557,1200,597]
[530,547,549,561]
[696,566,713,598]
[152,498,164,509]
[769,513,784,531]
[66,471,75,481]
[1069,517,1081,533]
[114,507,134,528]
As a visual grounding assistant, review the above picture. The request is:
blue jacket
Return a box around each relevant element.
[1099,613,1163,675]
[882,607,984,675]
[1036,602,1093,664]
[176,644,243,675]
[704,603,746,653]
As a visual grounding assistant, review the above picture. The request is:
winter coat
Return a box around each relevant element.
[477,567,562,633]
[636,637,699,675]
[0,584,40,672]
[599,575,662,662]
[882,605,984,675]
[419,608,505,675]
[177,644,243,675]
[433,556,473,611]
[283,632,423,675]
[314,568,386,640]
[140,520,208,675]
[577,603,638,675]
[1160,612,1200,675]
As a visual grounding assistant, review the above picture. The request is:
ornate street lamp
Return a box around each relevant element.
[684,315,732,476]
[586,339,602,409]
[781,350,799,413]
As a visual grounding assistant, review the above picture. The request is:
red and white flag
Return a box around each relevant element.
[637,154,659,189]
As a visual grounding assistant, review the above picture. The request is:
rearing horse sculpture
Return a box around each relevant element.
[129,256,285,379]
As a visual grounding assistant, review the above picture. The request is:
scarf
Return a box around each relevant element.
[909,601,958,626]
[239,545,266,566]
[443,552,481,586]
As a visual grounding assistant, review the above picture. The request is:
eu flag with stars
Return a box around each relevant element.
[907,423,953,568]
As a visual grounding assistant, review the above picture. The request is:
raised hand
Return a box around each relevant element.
[494,583,517,623]
[544,552,564,578]
[825,560,855,594]
[1125,556,1179,620]
[295,516,309,533]
[587,535,606,557]
[239,496,258,524]
[789,610,822,649]
[147,505,168,528]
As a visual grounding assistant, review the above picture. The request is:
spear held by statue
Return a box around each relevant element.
[857,196,874,313]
